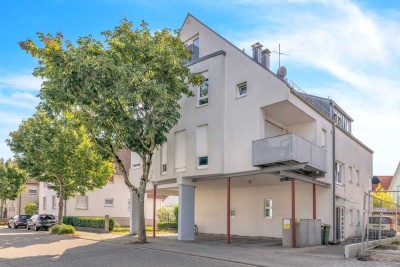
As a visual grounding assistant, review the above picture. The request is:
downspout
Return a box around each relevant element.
[331,101,336,243]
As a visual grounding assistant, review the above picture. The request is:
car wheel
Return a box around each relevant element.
[14,223,18,229]
[34,224,39,231]
[7,223,11,228]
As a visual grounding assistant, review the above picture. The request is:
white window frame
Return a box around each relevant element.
[131,163,141,169]
[356,170,360,186]
[196,125,208,169]
[76,195,88,210]
[161,145,167,175]
[104,198,114,207]
[348,166,353,184]
[321,129,327,148]
[264,199,272,219]
[230,208,236,218]
[236,82,247,98]
[52,195,57,210]
[335,162,344,185]
[198,72,208,107]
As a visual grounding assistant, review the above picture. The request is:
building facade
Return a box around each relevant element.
[143,14,373,243]
[7,178,39,218]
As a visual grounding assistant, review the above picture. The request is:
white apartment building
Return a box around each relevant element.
[143,14,373,244]
[7,178,39,217]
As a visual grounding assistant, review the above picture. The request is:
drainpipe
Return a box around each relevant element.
[331,101,336,243]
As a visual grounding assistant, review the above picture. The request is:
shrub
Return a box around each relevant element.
[24,202,38,215]
[63,216,115,231]
[157,206,174,222]
[173,204,178,222]
[157,222,178,231]
[50,224,75,235]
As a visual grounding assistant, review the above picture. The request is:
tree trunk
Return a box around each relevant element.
[0,199,4,221]
[58,187,64,225]
[137,184,147,243]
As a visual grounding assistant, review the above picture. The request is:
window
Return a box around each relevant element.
[132,163,140,169]
[196,125,208,169]
[349,209,353,226]
[237,82,247,97]
[321,129,327,148]
[29,187,38,195]
[174,130,186,172]
[43,197,47,210]
[109,176,114,183]
[52,195,57,210]
[192,37,199,60]
[264,199,272,218]
[356,170,360,186]
[131,152,142,169]
[161,145,167,175]
[76,196,88,209]
[356,210,360,226]
[335,162,344,184]
[198,72,208,106]
[348,166,353,183]
[104,198,114,207]
[230,208,236,218]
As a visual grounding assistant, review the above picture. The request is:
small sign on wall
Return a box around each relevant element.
[283,218,291,230]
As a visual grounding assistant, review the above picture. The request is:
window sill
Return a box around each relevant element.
[104,205,114,207]
[175,168,186,173]
[197,103,208,108]
[264,217,273,220]
[335,182,344,186]
[236,94,247,99]
[76,207,88,210]
[161,172,167,176]
[197,165,208,170]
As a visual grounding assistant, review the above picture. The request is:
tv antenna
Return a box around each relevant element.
[273,44,292,68]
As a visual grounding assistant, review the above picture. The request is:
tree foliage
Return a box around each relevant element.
[157,206,174,222]
[19,19,203,242]
[0,159,27,220]
[372,183,396,208]
[7,110,114,224]
[24,202,38,215]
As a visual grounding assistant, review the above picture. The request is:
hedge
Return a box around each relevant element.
[50,224,75,235]
[63,216,115,231]
[157,222,178,231]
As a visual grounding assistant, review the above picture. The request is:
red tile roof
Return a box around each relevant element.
[372,176,393,191]
[26,178,38,184]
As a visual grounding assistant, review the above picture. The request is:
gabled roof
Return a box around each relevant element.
[372,175,394,191]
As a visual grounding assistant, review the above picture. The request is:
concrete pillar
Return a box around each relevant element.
[178,184,195,241]
[130,190,139,235]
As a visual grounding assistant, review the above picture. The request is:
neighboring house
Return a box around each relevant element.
[141,14,373,243]
[7,178,39,218]
[38,150,177,226]
[388,162,400,205]
[372,175,393,191]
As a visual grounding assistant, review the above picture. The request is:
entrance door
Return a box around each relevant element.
[336,207,345,241]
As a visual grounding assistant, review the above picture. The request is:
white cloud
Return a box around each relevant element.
[228,0,400,174]
[0,74,42,91]
[0,92,40,109]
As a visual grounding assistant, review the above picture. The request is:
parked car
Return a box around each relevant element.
[7,215,31,228]
[368,216,397,238]
[26,214,57,231]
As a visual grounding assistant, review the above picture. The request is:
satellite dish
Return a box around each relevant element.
[277,66,287,78]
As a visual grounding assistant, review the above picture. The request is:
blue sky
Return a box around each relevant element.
[1,0,399,174]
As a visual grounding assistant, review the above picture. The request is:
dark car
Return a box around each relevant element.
[26,214,57,231]
[7,215,31,228]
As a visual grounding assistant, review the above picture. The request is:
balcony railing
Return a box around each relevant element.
[252,133,327,176]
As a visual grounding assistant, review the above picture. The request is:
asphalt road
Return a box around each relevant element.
[0,227,249,267]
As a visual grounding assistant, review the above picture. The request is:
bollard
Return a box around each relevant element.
[105,215,110,233]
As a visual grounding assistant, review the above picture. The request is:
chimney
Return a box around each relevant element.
[261,48,271,69]
[251,42,263,63]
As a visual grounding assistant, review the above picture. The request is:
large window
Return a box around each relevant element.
[76,196,88,210]
[321,129,327,148]
[52,195,57,210]
[335,162,344,184]
[264,199,272,218]
[174,130,187,172]
[348,166,353,183]
[196,125,208,169]
[198,72,208,106]
[349,209,354,226]
[356,170,360,186]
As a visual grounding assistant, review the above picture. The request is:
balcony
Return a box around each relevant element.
[252,133,327,178]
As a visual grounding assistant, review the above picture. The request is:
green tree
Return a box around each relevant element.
[0,159,27,221]
[19,20,203,242]
[157,206,174,222]
[7,110,114,224]
[372,183,396,208]
[24,202,38,215]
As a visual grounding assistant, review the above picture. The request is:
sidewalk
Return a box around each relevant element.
[73,231,397,267]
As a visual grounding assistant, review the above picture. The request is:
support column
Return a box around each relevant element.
[291,179,296,248]
[178,184,195,240]
[227,177,231,244]
[153,184,157,238]
[313,184,316,219]
[129,190,139,235]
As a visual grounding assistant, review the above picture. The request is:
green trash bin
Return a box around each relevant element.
[320,224,325,244]
[323,224,331,245]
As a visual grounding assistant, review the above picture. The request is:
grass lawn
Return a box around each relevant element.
[112,225,177,235]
